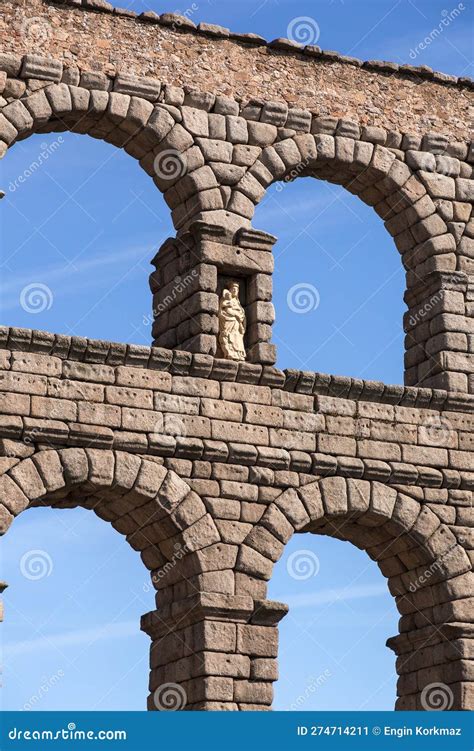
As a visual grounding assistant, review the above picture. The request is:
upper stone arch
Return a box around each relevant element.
[3,57,470,388]
[230,136,460,275]
[0,448,220,576]
[1,60,471,249]
[1,82,197,227]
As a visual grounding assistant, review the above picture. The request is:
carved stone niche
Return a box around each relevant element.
[149,221,277,365]
[216,276,247,361]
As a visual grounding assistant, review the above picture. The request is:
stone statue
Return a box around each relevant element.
[218,281,246,361]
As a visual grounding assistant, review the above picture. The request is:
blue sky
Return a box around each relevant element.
[1,0,472,713]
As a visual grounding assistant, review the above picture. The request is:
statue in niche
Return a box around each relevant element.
[218,281,246,361]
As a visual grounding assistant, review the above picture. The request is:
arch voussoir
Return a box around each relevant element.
[234,477,472,711]
[0,472,29,518]
[84,447,115,489]
[0,449,213,575]
[8,456,46,502]
[31,449,64,494]
[58,447,89,483]
[274,487,310,531]
[0,503,13,534]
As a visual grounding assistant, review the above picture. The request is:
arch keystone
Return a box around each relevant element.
[320,475,348,516]
[32,450,64,493]
[58,448,89,485]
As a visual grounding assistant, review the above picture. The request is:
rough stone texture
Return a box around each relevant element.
[0,1,472,140]
[0,327,472,710]
[0,0,473,713]
[0,37,471,386]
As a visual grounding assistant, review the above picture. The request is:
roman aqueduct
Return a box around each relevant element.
[0,0,472,710]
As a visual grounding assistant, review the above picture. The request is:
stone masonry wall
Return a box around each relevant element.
[0,49,472,389]
[0,327,472,493]
[0,0,473,713]
[0,327,472,709]
[0,0,472,141]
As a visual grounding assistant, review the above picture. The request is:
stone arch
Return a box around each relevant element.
[2,66,470,390]
[236,477,472,710]
[225,133,471,392]
[0,448,220,575]
[0,447,231,710]
[232,136,449,275]
[2,73,466,254]
[1,82,205,231]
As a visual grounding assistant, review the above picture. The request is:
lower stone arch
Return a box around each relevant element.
[0,448,219,568]
[0,447,224,710]
[236,477,473,711]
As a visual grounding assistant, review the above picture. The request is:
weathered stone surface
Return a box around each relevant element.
[21,55,63,82]
[0,0,472,714]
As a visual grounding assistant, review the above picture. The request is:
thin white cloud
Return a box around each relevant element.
[367,21,474,73]
[256,191,336,224]
[4,619,141,659]
[0,242,156,312]
[273,583,389,609]
[2,505,113,546]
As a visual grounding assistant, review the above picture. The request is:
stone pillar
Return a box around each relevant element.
[387,623,474,710]
[141,594,287,710]
[404,270,472,393]
[149,222,277,365]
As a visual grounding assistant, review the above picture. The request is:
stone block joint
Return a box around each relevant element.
[0,0,472,712]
